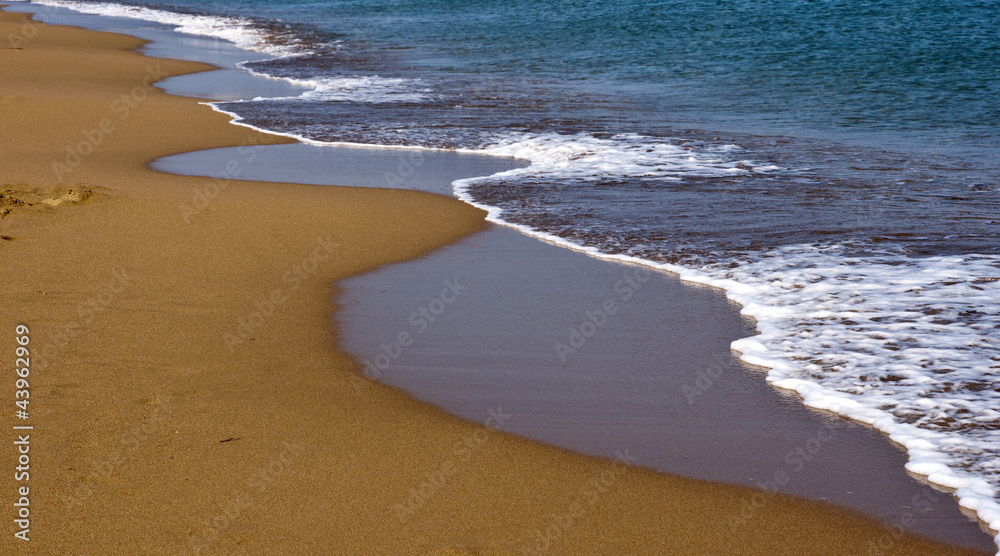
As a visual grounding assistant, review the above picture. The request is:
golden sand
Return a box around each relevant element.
[0,8,989,555]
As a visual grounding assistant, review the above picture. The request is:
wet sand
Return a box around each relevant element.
[339,223,996,552]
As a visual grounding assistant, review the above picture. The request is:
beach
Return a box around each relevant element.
[0,6,994,555]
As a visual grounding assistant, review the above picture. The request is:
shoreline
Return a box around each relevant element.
[155,140,994,550]
[0,6,994,555]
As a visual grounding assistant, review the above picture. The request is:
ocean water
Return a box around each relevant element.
[23,0,1000,543]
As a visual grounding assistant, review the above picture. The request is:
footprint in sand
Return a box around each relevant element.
[0,186,98,218]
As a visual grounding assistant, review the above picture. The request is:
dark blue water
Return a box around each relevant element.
[61,0,1000,148]
[41,0,999,260]
[26,0,1000,541]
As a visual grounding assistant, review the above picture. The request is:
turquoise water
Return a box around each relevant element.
[110,0,1000,152]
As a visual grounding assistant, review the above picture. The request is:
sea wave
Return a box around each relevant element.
[235,63,431,104]
[455,167,1000,542]
[32,0,307,56]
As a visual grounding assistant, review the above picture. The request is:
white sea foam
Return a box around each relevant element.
[29,1,428,104]
[296,76,430,103]
[475,132,776,180]
[235,63,431,103]
[31,0,305,56]
[719,249,1000,530]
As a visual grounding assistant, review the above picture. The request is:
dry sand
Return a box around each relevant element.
[0,8,991,555]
